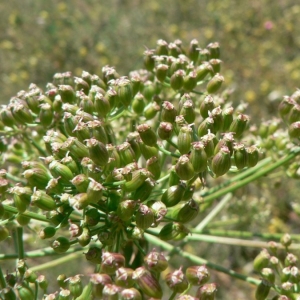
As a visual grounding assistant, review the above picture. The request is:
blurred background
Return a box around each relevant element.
[1,1,300,298]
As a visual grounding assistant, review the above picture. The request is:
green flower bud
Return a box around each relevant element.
[116,77,133,107]
[11,102,34,125]
[57,289,71,300]
[78,93,94,115]
[84,246,102,264]
[131,177,155,202]
[196,62,214,81]
[0,225,9,241]
[169,40,183,57]
[156,39,169,55]
[62,113,78,136]
[90,273,112,298]
[190,141,208,173]
[255,280,271,300]
[175,155,195,181]
[137,124,157,147]
[101,251,125,275]
[161,182,186,207]
[130,73,143,97]
[52,236,70,253]
[94,92,110,118]
[183,71,198,91]
[143,49,155,71]
[196,283,217,300]
[209,59,222,74]
[211,146,231,177]
[246,145,259,167]
[10,186,31,213]
[161,101,178,123]
[155,64,169,82]
[98,228,115,246]
[188,39,199,63]
[24,269,38,283]
[65,137,89,159]
[0,106,15,127]
[132,266,163,298]
[86,180,104,204]
[31,190,57,211]
[117,200,137,222]
[288,104,300,124]
[102,66,120,84]
[58,85,76,103]
[86,138,109,166]
[170,69,185,90]
[222,106,234,131]
[279,96,295,120]
[167,198,199,223]
[117,142,137,166]
[70,174,89,192]
[146,156,161,180]
[234,143,248,170]
[144,249,168,273]
[206,73,224,94]
[119,288,142,300]
[39,226,56,239]
[131,92,146,114]
[180,99,196,123]
[73,121,90,143]
[208,42,220,59]
[229,114,250,139]
[66,275,83,298]
[157,122,173,140]
[143,101,160,120]
[39,102,53,127]
[2,287,17,300]
[281,233,292,248]
[23,168,52,189]
[75,77,90,95]
[115,267,135,288]
[17,259,27,276]
[288,121,300,139]
[253,249,270,272]
[261,268,275,284]
[123,168,149,192]
[178,125,192,154]
[16,283,34,300]
[166,267,189,293]
[198,117,215,137]
[159,222,189,241]
[186,265,210,286]
[16,214,30,226]
[87,120,108,144]
[136,204,154,229]
[49,160,73,184]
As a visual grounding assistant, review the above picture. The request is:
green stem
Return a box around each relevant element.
[5,173,26,185]
[168,291,177,300]
[29,252,83,272]
[194,229,300,241]
[34,281,38,300]
[195,193,232,231]
[103,180,126,187]
[144,233,261,286]
[133,241,146,257]
[166,139,178,149]
[202,148,300,204]
[0,266,6,288]
[186,233,300,250]
[0,246,84,260]
[2,205,50,223]
[156,145,180,158]
[156,173,170,183]
[191,90,205,95]
[23,133,48,157]
[16,227,25,260]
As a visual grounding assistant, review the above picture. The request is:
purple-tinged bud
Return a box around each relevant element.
[166,267,189,293]
[159,222,189,241]
[161,182,186,207]
[200,95,215,118]
[71,174,89,193]
[254,280,271,300]
[285,253,298,267]
[137,124,157,147]
[31,190,57,211]
[144,249,168,273]
[52,237,70,253]
[206,73,224,94]
[136,204,155,229]
[186,265,210,286]
[133,266,162,298]
[90,273,112,298]
[115,267,135,288]
[161,101,178,123]
[253,249,270,272]
[86,180,105,204]
[101,251,125,275]
[120,288,142,300]
[178,126,192,154]
[37,275,48,291]
[211,146,231,177]
[158,122,173,140]
[86,138,109,166]
[170,69,185,90]
[196,283,217,300]
[175,155,195,181]
[246,145,259,167]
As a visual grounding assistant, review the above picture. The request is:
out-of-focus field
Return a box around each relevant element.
[1,0,300,117]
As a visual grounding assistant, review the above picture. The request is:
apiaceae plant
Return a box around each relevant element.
[1,38,300,299]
